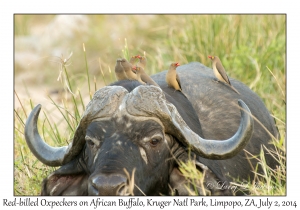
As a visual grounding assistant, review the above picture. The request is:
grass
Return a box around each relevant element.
[14,14,286,195]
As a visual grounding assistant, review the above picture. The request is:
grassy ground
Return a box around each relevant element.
[14,14,286,195]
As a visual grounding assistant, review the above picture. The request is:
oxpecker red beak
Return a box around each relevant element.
[208,55,212,59]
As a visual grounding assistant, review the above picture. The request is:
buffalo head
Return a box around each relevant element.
[25,85,253,195]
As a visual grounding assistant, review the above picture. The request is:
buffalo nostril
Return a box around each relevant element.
[90,174,128,195]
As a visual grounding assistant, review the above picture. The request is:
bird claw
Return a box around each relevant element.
[212,78,219,83]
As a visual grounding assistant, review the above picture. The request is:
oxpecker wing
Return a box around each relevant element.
[215,57,231,85]
[132,66,146,85]
[166,62,181,91]
[133,65,159,87]
[120,58,137,80]
[176,73,182,90]
[208,55,240,94]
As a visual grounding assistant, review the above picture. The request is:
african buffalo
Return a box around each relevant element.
[24,62,279,195]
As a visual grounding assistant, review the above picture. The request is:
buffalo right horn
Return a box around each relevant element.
[170,99,254,159]
[127,85,254,160]
[24,105,73,166]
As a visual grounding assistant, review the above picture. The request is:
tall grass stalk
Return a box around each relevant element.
[77,89,86,111]
[62,64,80,123]
[15,90,27,119]
[47,96,74,132]
[108,66,114,84]
[122,38,130,60]
[83,43,92,100]
[98,58,107,85]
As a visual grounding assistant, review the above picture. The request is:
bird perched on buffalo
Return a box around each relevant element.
[166,62,182,91]
[133,55,159,87]
[114,59,128,81]
[208,55,240,94]
[132,66,146,85]
[132,66,159,87]
[120,58,137,80]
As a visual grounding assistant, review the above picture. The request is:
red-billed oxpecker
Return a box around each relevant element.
[166,62,182,91]
[208,55,240,95]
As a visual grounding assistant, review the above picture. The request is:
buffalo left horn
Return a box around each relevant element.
[24,86,129,166]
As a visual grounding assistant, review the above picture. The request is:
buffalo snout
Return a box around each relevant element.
[89,174,128,195]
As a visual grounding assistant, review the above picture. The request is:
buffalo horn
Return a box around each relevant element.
[170,99,253,159]
[24,86,128,166]
[24,104,72,166]
[127,85,253,160]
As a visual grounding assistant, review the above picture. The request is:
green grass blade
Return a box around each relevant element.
[83,43,92,100]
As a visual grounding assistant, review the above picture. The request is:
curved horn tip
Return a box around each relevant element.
[34,104,42,113]
[24,103,69,167]
[29,104,42,117]
[25,104,42,127]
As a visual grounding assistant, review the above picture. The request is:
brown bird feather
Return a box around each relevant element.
[120,58,137,80]
[166,62,182,91]
[114,59,128,81]
[132,66,146,85]
[208,55,240,94]
[133,66,159,87]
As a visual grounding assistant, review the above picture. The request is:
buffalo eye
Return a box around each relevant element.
[85,135,99,149]
[87,140,95,147]
[149,138,161,147]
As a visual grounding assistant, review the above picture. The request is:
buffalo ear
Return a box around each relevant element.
[41,173,88,195]
[169,161,233,196]
[41,157,89,195]
[169,167,193,195]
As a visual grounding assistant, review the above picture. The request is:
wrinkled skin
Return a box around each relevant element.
[40,89,228,195]
[86,118,174,195]
[152,62,279,185]
[40,115,205,196]
[41,118,229,196]
[25,62,279,196]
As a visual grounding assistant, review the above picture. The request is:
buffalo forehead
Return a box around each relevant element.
[126,85,171,119]
[83,86,128,120]
[82,85,182,139]
[87,117,164,140]
[86,120,115,140]
[82,85,172,122]
[123,85,190,140]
